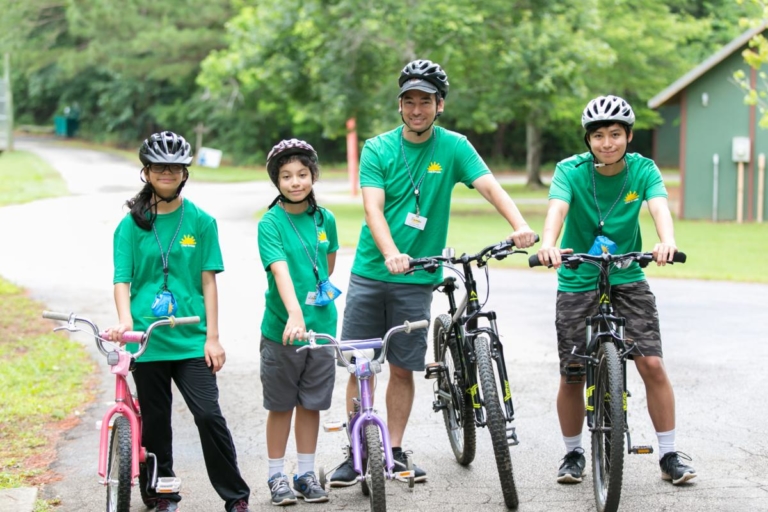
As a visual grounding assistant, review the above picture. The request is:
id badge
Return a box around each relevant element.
[405,212,427,231]
[305,291,317,305]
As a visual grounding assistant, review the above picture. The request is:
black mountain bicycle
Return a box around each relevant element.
[409,239,534,510]
[529,250,686,512]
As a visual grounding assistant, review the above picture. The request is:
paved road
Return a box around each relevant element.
[1,139,767,511]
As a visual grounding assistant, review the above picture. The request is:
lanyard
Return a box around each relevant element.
[591,162,628,236]
[281,204,320,283]
[400,127,437,216]
[152,200,185,290]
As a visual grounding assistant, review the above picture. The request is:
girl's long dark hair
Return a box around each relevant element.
[125,169,188,230]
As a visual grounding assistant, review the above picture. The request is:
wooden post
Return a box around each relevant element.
[346,117,359,196]
[759,153,765,223]
[3,53,12,152]
[737,161,745,223]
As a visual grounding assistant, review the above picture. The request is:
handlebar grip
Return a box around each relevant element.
[672,251,686,264]
[528,254,543,267]
[405,319,429,332]
[172,316,201,326]
[120,331,144,343]
[42,311,72,321]
[408,259,416,269]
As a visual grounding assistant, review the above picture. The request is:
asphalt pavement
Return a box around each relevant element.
[1,138,767,511]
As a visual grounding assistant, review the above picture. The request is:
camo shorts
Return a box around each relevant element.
[555,280,662,375]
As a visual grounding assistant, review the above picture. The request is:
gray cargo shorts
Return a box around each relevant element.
[555,280,662,375]
[339,274,432,372]
[260,335,335,411]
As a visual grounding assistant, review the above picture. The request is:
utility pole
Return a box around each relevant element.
[193,122,209,161]
[1,53,13,152]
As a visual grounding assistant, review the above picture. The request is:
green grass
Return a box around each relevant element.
[318,192,768,283]
[0,277,96,490]
[0,151,68,207]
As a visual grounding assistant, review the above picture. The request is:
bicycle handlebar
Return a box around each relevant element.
[297,319,430,368]
[527,251,687,269]
[409,236,539,273]
[43,311,200,359]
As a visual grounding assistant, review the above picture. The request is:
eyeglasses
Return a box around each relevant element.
[148,164,185,174]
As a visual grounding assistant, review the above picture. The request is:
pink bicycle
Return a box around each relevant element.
[42,311,199,512]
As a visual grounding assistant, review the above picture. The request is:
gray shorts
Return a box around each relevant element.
[556,280,662,375]
[260,335,335,411]
[339,274,432,372]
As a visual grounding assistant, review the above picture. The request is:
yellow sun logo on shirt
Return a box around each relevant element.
[624,191,639,204]
[318,230,328,243]
[427,162,443,173]
[180,234,196,247]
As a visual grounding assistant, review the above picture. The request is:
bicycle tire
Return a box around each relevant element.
[433,314,476,465]
[364,424,386,512]
[106,416,132,512]
[591,341,625,512]
[476,335,519,509]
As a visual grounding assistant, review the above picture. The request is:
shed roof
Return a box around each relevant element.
[648,21,768,109]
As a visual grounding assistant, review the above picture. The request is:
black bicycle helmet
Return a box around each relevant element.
[398,59,449,99]
[139,131,194,166]
[266,138,318,185]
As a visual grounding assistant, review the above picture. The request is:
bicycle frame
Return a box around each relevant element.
[42,312,199,488]
[302,320,428,482]
[422,244,520,428]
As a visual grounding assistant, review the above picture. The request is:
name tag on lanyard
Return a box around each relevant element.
[405,212,427,230]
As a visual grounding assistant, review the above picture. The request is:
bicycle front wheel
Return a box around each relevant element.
[476,335,519,509]
[591,341,625,512]
[433,314,476,465]
[363,424,386,512]
[106,415,132,512]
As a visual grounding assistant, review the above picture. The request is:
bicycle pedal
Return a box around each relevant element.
[424,362,446,379]
[395,469,415,480]
[155,477,182,493]
[629,445,654,455]
[506,426,520,446]
[323,421,344,432]
[432,400,448,412]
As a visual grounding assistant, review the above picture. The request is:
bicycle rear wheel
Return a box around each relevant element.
[363,424,386,512]
[591,341,625,512]
[106,415,132,512]
[433,314,476,465]
[476,335,519,509]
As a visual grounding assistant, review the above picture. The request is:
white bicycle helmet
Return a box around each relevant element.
[581,95,635,129]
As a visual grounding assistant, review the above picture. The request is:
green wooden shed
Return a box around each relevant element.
[648,23,768,222]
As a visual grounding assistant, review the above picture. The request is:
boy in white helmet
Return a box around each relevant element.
[535,96,696,486]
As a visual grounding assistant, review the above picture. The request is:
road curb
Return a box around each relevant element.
[0,487,37,512]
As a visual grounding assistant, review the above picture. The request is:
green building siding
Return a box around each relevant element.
[655,105,680,169]
[683,51,753,220]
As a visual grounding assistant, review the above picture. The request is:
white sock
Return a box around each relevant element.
[657,429,676,459]
[564,434,582,453]
[297,452,315,476]
[268,457,285,478]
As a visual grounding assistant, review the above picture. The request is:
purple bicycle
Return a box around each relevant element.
[298,319,429,512]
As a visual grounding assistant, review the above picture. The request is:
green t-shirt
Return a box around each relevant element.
[113,198,224,362]
[258,205,339,345]
[352,125,490,285]
[549,152,667,292]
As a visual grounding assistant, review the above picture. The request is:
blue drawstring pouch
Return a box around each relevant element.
[314,280,342,307]
[151,290,178,317]
[588,235,617,256]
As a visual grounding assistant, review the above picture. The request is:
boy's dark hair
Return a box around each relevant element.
[585,120,633,137]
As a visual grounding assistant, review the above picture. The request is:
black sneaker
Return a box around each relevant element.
[329,455,358,487]
[660,451,697,485]
[557,448,586,483]
[393,448,427,483]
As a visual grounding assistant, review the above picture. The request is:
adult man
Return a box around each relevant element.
[330,59,537,486]
[536,95,696,486]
